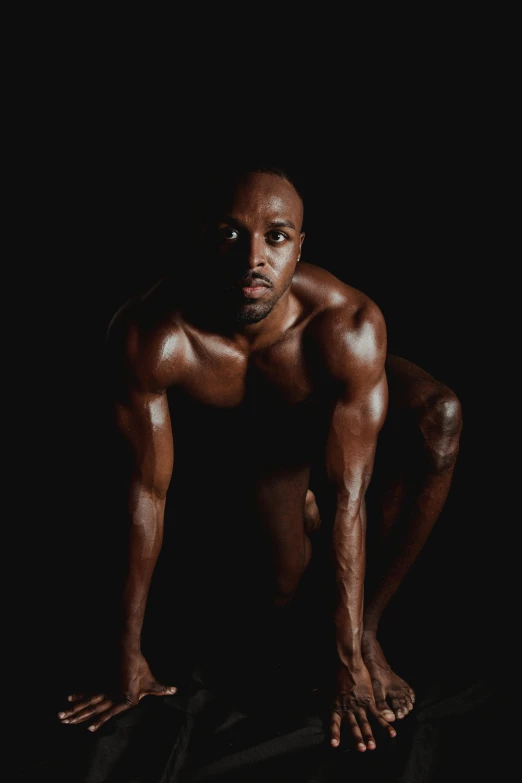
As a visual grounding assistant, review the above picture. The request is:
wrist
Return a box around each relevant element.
[336,644,364,669]
[119,630,142,655]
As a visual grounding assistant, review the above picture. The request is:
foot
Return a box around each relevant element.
[362,631,415,721]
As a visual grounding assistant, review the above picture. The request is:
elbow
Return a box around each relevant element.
[334,489,366,523]
[129,481,169,521]
[150,484,170,501]
[335,490,354,513]
[419,390,463,474]
[333,483,354,511]
[334,469,373,509]
[130,472,171,501]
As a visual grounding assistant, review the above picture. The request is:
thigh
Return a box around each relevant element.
[365,355,435,543]
[375,353,450,479]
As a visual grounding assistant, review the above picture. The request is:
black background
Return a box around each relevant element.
[10,55,511,779]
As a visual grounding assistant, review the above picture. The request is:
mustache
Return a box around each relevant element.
[237,272,273,288]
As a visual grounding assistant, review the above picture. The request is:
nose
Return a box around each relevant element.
[246,234,266,269]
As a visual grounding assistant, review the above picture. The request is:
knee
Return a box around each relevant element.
[272,575,300,607]
[419,389,462,473]
[272,546,311,607]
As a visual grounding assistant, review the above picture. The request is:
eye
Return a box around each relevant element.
[219,227,239,242]
[267,230,288,243]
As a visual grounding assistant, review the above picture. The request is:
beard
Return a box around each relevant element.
[234,298,277,324]
[218,273,293,325]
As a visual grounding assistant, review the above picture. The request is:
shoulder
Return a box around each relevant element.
[296,263,387,381]
[106,277,188,393]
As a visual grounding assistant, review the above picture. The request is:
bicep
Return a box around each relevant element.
[105,306,177,497]
[321,300,388,495]
[325,369,388,496]
[114,390,174,498]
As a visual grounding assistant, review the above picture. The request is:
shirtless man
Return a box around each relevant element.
[57,162,462,754]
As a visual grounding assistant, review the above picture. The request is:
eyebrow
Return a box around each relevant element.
[219,215,297,231]
[267,219,296,230]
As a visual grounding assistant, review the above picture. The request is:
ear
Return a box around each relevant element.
[297,232,305,260]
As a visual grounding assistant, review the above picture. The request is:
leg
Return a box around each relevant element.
[254,466,315,607]
[361,354,463,720]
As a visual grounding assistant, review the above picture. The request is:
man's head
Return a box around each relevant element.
[197,161,305,325]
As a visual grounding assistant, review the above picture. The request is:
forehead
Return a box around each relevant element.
[215,172,303,226]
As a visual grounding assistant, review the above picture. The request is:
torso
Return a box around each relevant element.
[124,264,376,632]
[136,263,360,490]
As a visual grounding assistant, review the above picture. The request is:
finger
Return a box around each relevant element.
[58,694,106,720]
[368,704,397,738]
[66,699,114,725]
[343,710,367,752]
[355,709,376,750]
[87,701,134,732]
[67,694,86,702]
[141,683,177,698]
[330,710,342,747]
[374,699,396,722]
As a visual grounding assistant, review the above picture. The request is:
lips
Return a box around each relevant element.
[239,279,270,289]
[241,284,270,299]
[237,278,271,299]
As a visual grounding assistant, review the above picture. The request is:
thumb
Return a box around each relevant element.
[146,681,177,697]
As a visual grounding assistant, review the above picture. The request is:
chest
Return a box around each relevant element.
[178,332,318,410]
[166,334,328,476]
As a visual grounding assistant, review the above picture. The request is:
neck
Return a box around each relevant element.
[234,289,294,341]
[183,287,297,350]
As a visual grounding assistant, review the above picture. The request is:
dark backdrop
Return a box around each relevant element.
[12,103,508,779]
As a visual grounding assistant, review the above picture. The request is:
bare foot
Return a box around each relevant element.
[362,631,415,721]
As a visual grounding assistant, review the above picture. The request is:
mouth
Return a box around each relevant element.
[238,279,272,300]
[241,285,270,299]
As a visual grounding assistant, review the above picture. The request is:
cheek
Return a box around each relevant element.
[271,247,297,272]
[272,266,297,297]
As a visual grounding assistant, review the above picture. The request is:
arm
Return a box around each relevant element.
[58,307,179,731]
[115,383,173,656]
[322,302,395,751]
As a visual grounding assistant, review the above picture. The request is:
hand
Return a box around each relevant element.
[57,651,177,732]
[330,662,396,752]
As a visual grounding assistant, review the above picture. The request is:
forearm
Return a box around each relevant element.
[332,497,366,667]
[363,468,455,631]
[120,483,166,650]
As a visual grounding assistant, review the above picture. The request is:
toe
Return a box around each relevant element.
[391,697,406,718]
[376,699,395,721]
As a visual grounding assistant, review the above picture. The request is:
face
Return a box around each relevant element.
[200,171,305,324]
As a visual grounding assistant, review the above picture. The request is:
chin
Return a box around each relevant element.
[234,302,274,325]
